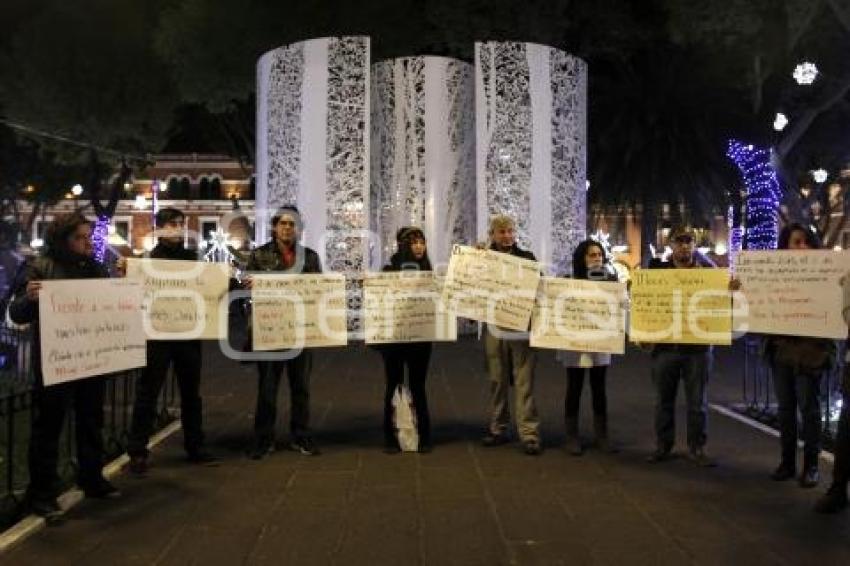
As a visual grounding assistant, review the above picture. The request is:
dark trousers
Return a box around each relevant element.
[565,366,608,418]
[771,361,823,469]
[28,376,106,500]
[381,343,432,445]
[128,340,204,457]
[651,349,711,451]
[254,350,312,444]
[832,401,850,488]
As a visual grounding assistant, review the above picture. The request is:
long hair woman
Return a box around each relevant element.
[765,223,834,488]
[556,238,619,456]
[379,226,434,453]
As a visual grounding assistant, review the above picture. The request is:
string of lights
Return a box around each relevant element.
[727,140,781,250]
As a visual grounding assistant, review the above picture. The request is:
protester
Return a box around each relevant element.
[645,226,718,467]
[814,270,850,512]
[763,224,834,488]
[126,208,218,476]
[480,215,542,455]
[377,226,434,454]
[557,239,619,456]
[10,213,119,524]
[243,206,321,459]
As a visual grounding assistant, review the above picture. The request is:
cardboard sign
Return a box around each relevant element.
[251,273,348,350]
[629,268,732,345]
[39,279,146,386]
[127,258,230,340]
[441,245,540,331]
[364,271,457,344]
[530,277,626,353]
[734,250,850,338]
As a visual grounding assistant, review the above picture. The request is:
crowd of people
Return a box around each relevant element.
[7,207,850,526]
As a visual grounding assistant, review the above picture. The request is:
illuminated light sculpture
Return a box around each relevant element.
[727,140,781,250]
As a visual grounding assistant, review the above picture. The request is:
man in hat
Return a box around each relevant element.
[645,225,717,467]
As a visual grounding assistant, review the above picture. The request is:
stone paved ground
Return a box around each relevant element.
[5,339,850,565]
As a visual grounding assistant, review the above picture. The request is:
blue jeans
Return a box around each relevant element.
[651,348,711,451]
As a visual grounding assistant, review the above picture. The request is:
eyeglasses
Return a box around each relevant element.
[673,235,694,244]
[277,220,296,227]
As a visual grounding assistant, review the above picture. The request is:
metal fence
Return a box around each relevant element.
[740,335,845,446]
[0,323,177,531]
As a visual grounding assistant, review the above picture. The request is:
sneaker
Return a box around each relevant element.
[29,497,65,526]
[770,463,796,482]
[799,466,820,488]
[81,479,121,499]
[481,433,510,447]
[814,485,849,514]
[646,447,672,463]
[187,450,221,466]
[687,447,717,468]
[128,455,148,476]
[249,442,274,460]
[290,436,320,456]
[523,440,542,456]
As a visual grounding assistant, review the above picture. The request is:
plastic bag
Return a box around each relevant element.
[391,384,419,452]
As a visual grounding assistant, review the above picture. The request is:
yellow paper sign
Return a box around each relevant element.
[629,268,731,345]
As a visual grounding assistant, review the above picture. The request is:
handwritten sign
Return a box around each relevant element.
[126,259,230,340]
[734,250,850,338]
[39,279,146,386]
[441,245,540,331]
[530,277,626,353]
[364,272,457,344]
[629,268,731,345]
[252,273,348,350]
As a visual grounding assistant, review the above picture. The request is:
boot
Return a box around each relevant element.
[565,416,582,456]
[594,415,618,453]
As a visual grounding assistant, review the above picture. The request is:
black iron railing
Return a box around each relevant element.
[0,323,177,531]
[739,335,845,446]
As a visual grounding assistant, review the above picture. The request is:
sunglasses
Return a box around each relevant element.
[673,235,694,244]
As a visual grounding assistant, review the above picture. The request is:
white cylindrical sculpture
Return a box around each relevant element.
[370,56,475,269]
[256,36,370,274]
[475,41,587,275]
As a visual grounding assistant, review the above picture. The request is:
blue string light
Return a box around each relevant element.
[726,140,781,250]
[92,214,109,263]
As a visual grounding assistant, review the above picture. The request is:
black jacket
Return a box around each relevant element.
[489,242,536,262]
[9,253,108,376]
[246,241,322,274]
[150,242,199,262]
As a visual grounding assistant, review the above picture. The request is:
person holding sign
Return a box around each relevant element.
[126,208,218,476]
[480,215,542,456]
[556,239,620,456]
[9,214,119,524]
[762,224,834,488]
[815,271,850,512]
[645,226,718,467]
[243,206,322,459]
[377,227,435,454]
